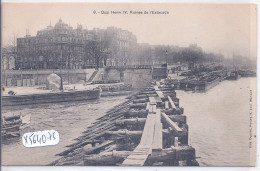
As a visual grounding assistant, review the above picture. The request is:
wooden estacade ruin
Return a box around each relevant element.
[50,79,199,166]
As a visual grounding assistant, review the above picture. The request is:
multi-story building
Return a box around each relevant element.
[96,27,137,66]
[16,19,138,70]
[16,19,95,70]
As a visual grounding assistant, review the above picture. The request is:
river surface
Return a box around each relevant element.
[2,96,128,165]
[176,77,256,166]
[2,77,256,166]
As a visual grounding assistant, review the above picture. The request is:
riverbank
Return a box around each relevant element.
[2,89,100,107]
[2,82,125,97]
[2,82,136,109]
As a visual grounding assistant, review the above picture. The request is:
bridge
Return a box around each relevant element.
[104,64,167,70]
[90,65,167,89]
[104,65,152,71]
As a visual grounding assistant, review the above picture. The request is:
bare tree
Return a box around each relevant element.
[86,31,111,70]
[6,33,19,69]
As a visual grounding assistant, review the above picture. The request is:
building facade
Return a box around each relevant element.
[91,27,138,67]
[16,19,95,70]
[16,19,138,70]
[105,27,137,66]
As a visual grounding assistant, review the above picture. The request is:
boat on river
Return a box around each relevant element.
[226,71,241,80]
[2,89,100,107]
[2,114,31,139]
[238,70,256,77]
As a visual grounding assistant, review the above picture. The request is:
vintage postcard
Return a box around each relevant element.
[1,2,257,167]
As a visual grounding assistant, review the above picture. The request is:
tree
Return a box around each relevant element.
[86,31,111,70]
[3,33,19,70]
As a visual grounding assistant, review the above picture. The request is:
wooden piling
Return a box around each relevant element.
[52,79,198,166]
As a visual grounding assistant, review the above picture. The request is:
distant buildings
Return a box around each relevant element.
[16,19,138,70]
[14,19,212,71]
[128,43,152,65]
[105,27,137,66]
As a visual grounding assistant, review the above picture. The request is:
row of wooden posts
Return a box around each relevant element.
[50,80,199,166]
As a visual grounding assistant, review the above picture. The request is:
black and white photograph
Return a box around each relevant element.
[1,2,257,167]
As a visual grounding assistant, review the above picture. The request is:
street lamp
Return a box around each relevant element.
[67,52,70,85]
[59,47,64,91]
[165,50,168,66]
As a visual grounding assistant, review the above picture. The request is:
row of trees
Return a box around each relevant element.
[153,44,226,66]
[152,44,256,70]
[3,32,255,71]
[87,31,112,70]
[2,33,18,70]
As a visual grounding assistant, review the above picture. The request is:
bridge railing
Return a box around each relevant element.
[105,65,152,70]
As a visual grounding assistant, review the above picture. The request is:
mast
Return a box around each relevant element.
[233,49,237,71]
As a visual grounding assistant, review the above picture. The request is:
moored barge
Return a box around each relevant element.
[2,89,100,107]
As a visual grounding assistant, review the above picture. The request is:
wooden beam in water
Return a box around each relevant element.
[126,109,148,117]
[133,98,148,104]
[154,96,163,103]
[130,103,146,109]
[149,97,157,105]
[165,101,169,109]
[169,115,186,124]
[106,130,143,136]
[57,126,117,156]
[161,112,182,133]
[154,86,164,99]
[122,146,151,166]
[122,108,157,166]
[152,105,156,113]
[168,96,176,109]
[85,150,133,162]
[174,137,179,147]
[149,104,156,114]
[140,114,156,145]
[146,102,150,111]
[83,140,115,155]
[136,94,148,99]
[79,144,196,167]
[148,146,196,165]
[115,118,146,125]
[171,146,196,161]
[66,140,104,148]
[152,109,162,153]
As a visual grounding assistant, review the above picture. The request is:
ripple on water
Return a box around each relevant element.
[177,77,255,166]
[2,95,129,165]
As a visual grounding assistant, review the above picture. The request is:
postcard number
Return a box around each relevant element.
[22,130,59,147]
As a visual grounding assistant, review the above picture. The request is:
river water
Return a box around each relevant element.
[176,77,256,166]
[2,78,256,166]
[2,96,128,165]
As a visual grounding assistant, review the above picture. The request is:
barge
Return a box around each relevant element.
[2,89,100,107]
[226,71,241,80]
[2,114,31,139]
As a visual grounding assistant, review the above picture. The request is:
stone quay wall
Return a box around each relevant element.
[2,69,95,87]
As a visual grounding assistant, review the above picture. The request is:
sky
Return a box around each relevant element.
[2,3,257,59]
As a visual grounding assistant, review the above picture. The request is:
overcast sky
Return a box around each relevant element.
[2,3,257,59]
